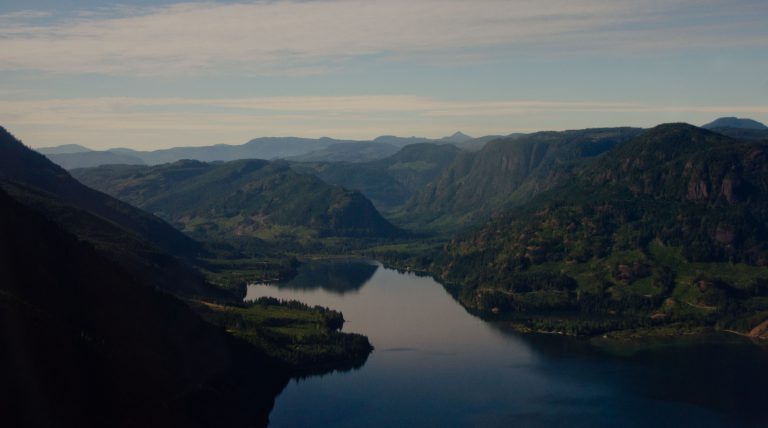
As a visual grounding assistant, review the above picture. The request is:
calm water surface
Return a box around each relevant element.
[246,260,767,428]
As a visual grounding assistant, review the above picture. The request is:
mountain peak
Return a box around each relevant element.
[440,131,473,143]
[702,117,768,130]
[616,122,725,153]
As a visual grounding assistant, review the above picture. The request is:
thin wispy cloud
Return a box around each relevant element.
[0,96,664,113]
[1,1,765,148]
[1,0,766,76]
[0,9,52,20]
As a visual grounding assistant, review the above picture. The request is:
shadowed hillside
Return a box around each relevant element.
[0,126,224,298]
[72,159,404,242]
[0,187,288,428]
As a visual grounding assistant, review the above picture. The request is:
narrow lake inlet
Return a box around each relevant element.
[246,260,767,428]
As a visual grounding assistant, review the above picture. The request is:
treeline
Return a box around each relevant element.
[189,298,372,369]
[250,297,346,331]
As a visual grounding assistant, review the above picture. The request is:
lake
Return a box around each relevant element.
[245,260,767,428]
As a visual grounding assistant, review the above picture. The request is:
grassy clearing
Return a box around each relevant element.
[189,298,372,369]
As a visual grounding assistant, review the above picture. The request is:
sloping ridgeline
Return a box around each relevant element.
[0,187,289,428]
[437,124,768,337]
[42,149,147,169]
[402,127,643,231]
[42,136,365,170]
[0,127,224,299]
[702,116,768,141]
[284,141,401,163]
[72,159,403,243]
[291,142,462,212]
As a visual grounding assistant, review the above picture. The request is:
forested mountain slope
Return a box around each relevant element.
[436,124,768,336]
[73,159,403,242]
[403,127,643,231]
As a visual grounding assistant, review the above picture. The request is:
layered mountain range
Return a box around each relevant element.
[20,117,768,341]
[38,131,506,169]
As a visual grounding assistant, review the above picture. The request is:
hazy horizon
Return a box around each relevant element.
[1,0,767,150]
[29,118,762,153]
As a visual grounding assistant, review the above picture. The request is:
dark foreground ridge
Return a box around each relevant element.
[0,126,374,427]
[0,187,288,427]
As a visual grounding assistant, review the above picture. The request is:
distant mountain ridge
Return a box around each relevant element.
[46,150,147,169]
[285,141,400,163]
[702,117,768,141]
[39,131,522,169]
[37,143,93,154]
[372,135,432,145]
[702,117,767,130]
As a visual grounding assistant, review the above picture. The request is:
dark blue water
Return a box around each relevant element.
[246,260,768,428]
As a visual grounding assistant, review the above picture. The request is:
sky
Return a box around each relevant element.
[0,0,767,150]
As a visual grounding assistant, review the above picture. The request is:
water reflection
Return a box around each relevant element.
[253,259,378,295]
[478,309,768,426]
[248,260,767,428]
